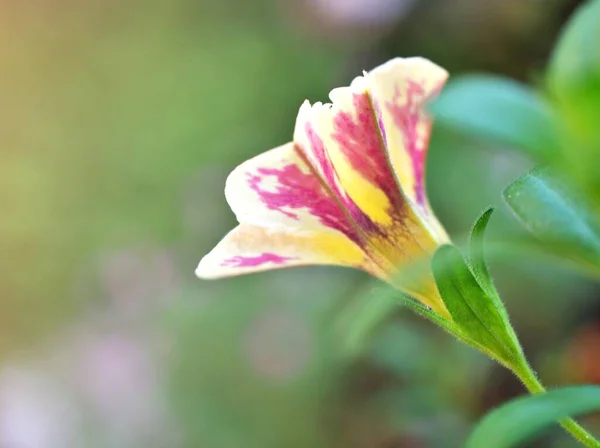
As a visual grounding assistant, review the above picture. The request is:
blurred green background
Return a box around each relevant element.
[1,0,599,446]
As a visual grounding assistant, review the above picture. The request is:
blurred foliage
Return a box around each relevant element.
[1,0,600,447]
[548,0,600,206]
[430,75,561,161]
[0,0,342,353]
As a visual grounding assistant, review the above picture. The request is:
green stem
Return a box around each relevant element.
[513,358,600,447]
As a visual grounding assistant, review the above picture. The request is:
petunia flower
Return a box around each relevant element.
[196,57,451,316]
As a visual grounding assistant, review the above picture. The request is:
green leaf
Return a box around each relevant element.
[548,0,600,101]
[432,245,518,364]
[430,75,560,160]
[468,209,521,347]
[466,386,600,448]
[503,166,600,265]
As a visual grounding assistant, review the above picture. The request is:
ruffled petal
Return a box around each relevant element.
[289,59,450,314]
[292,68,445,275]
[198,58,451,315]
[196,224,376,279]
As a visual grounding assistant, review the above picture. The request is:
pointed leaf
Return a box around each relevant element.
[466,386,600,448]
[430,75,560,160]
[469,209,515,326]
[432,245,518,363]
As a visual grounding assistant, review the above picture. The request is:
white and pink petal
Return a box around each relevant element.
[197,57,452,316]
[196,224,377,279]
[224,142,362,245]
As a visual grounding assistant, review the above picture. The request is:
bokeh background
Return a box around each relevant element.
[2,0,599,446]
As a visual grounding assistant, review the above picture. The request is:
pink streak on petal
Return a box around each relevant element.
[331,92,403,210]
[304,123,379,234]
[222,253,295,268]
[305,124,338,192]
[384,79,441,206]
[246,162,359,242]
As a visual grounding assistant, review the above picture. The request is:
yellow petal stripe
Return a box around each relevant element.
[368,57,449,241]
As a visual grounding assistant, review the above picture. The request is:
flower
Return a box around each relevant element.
[197,57,450,316]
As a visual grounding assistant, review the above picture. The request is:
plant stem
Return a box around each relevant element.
[514,358,600,447]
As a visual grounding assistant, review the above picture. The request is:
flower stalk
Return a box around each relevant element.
[512,354,600,447]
